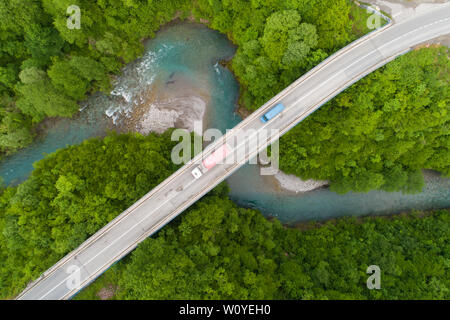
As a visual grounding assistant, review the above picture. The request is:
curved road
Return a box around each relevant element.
[17,4,450,299]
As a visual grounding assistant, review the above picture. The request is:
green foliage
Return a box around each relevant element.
[47,56,109,101]
[0,130,447,300]
[261,10,318,69]
[192,0,359,111]
[116,185,282,300]
[47,60,88,100]
[0,0,188,155]
[279,47,450,193]
[0,94,34,154]
[0,132,181,297]
[15,67,79,121]
[76,195,450,300]
[0,0,383,179]
[24,25,65,67]
[286,0,354,51]
[0,0,447,302]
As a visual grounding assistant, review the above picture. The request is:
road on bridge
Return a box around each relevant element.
[17,4,450,299]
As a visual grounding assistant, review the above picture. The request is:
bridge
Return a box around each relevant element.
[17,4,450,299]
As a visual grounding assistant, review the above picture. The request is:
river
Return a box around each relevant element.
[0,22,448,223]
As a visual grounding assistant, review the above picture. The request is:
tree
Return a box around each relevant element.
[261,10,319,69]
[24,25,64,67]
[279,47,450,193]
[15,67,79,121]
[0,108,33,152]
[0,131,182,297]
[47,60,89,100]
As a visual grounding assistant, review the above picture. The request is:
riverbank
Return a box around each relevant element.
[105,22,238,137]
[72,204,450,300]
[1,19,448,225]
[0,22,240,185]
[228,163,450,224]
[273,171,329,193]
[291,204,449,231]
[119,75,210,135]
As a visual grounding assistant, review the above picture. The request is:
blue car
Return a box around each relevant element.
[261,103,285,123]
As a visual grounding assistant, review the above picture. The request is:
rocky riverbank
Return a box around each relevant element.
[273,171,328,193]
[122,75,209,136]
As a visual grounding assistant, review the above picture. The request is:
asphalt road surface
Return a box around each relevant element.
[17,4,450,299]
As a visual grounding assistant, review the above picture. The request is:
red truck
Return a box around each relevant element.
[191,144,231,179]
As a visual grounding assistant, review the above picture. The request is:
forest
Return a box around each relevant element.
[0,0,367,155]
[0,0,188,155]
[76,193,449,300]
[0,133,448,299]
[0,0,448,300]
[1,0,448,195]
[0,131,182,298]
[279,47,450,193]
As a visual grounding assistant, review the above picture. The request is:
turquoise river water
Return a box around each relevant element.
[0,23,448,223]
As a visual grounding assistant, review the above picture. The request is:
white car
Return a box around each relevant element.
[191,167,203,179]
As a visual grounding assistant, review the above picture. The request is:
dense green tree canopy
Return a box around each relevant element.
[0,131,181,297]
[0,0,448,301]
[0,94,33,153]
[75,192,449,300]
[0,132,447,300]
[117,185,281,300]
[15,66,80,120]
[261,10,319,69]
[192,0,362,111]
[279,47,450,193]
[0,0,371,157]
[0,0,187,155]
